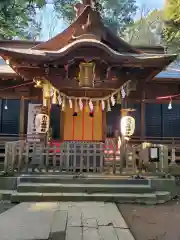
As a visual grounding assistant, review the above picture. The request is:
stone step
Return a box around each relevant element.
[18,175,150,185]
[10,191,171,204]
[17,183,153,194]
[0,190,16,201]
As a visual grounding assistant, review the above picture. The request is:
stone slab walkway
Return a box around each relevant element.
[0,202,135,240]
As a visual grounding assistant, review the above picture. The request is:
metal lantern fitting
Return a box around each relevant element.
[79,62,95,87]
[120,116,135,137]
[35,113,50,134]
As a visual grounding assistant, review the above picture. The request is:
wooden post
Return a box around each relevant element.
[19,96,25,139]
[120,99,127,173]
[140,100,145,140]
[140,91,146,141]
[46,97,51,143]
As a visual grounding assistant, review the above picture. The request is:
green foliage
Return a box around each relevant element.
[163,0,180,54]
[123,9,163,46]
[0,0,46,40]
[54,0,138,34]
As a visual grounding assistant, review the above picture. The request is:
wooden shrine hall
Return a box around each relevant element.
[0,0,179,143]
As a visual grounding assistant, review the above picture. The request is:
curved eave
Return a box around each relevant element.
[0,39,177,67]
[32,6,92,51]
[32,5,141,54]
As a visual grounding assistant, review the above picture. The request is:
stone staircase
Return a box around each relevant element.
[5,174,172,204]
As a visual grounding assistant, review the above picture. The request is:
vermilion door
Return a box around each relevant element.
[63,105,103,141]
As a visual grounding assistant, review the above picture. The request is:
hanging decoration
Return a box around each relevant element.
[41,80,132,112]
[120,116,135,137]
[50,88,54,97]
[89,100,94,112]
[52,89,57,104]
[43,83,50,98]
[121,86,126,99]
[110,95,115,106]
[61,97,66,111]
[34,79,42,88]
[156,93,180,110]
[4,99,8,110]
[101,100,105,111]
[79,62,95,88]
[69,98,73,109]
[57,95,62,106]
[107,99,111,112]
[168,98,172,110]
[79,98,83,111]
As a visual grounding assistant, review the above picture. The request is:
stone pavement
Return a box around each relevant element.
[0,202,135,240]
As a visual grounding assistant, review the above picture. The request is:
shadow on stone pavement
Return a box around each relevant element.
[118,200,180,240]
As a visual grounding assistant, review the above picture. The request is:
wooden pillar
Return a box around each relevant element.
[140,100,145,140]
[102,111,106,141]
[140,91,146,141]
[19,96,25,139]
[60,111,64,141]
[120,99,127,172]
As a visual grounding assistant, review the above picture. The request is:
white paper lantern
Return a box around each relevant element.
[120,116,135,137]
[35,114,50,134]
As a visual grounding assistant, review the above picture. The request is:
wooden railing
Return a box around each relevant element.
[3,134,180,175]
[4,141,140,175]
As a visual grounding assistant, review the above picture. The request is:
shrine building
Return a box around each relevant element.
[0,0,179,144]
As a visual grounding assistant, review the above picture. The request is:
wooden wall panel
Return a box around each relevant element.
[93,110,103,141]
[1,99,20,134]
[74,111,83,140]
[162,103,180,137]
[63,105,73,140]
[145,103,162,137]
[83,111,93,140]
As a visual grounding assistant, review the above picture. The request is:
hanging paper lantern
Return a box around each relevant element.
[101,100,105,111]
[120,116,135,137]
[79,98,83,111]
[69,98,73,108]
[89,100,93,111]
[35,114,50,134]
[110,95,115,106]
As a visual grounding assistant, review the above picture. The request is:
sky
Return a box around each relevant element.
[39,0,165,40]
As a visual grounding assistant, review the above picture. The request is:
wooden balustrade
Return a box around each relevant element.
[3,135,180,176]
[4,141,132,174]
